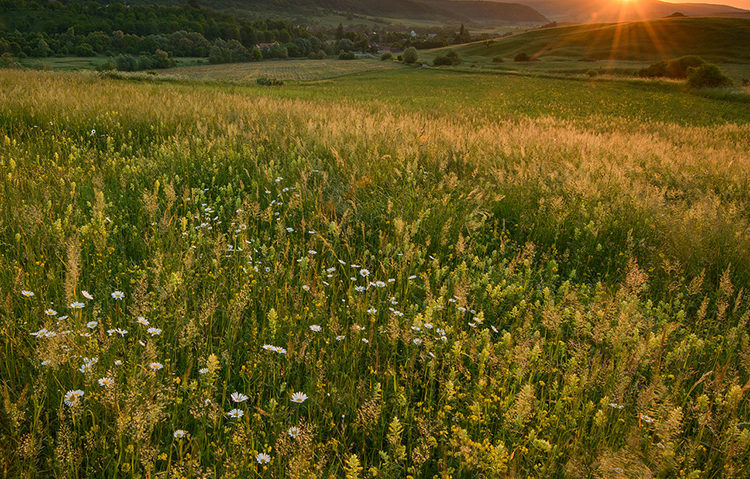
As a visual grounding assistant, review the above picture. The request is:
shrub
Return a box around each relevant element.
[95,61,115,72]
[433,50,460,66]
[75,43,96,57]
[256,77,284,86]
[686,64,732,88]
[114,54,139,71]
[639,56,706,79]
[338,51,355,60]
[514,52,530,62]
[0,52,20,68]
[586,69,598,78]
[309,50,326,60]
[380,51,393,61]
[403,47,419,64]
[492,56,504,63]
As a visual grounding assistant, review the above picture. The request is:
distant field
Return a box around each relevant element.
[157,58,407,82]
[428,17,750,62]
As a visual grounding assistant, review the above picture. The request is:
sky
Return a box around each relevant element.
[661,0,750,9]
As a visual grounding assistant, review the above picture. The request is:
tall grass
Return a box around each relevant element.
[0,69,749,477]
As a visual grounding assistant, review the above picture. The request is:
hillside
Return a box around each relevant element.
[137,0,550,25]
[437,17,750,61]
[523,0,749,22]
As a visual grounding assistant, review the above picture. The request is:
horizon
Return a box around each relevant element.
[660,0,750,10]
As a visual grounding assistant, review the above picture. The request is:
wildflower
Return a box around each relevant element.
[285,227,294,233]
[336,335,346,341]
[362,338,370,344]
[287,426,301,438]
[64,389,84,406]
[227,409,244,419]
[58,315,68,321]
[41,360,51,366]
[408,275,417,280]
[374,281,386,288]
[111,291,125,300]
[82,291,94,300]
[149,362,163,371]
[86,321,98,329]
[367,307,378,314]
[302,285,310,291]
[354,286,365,292]
[198,368,209,374]
[231,392,249,403]
[173,430,187,439]
[70,302,85,309]
[107,328,128,337]
[45,309,57,316]
[413,338,423,345]
[79,357,98,373]
[424,323,433,329]
[613,467,624,474]
[309,325,321,333]
[609,403,624,410]
[21,290,35,297]
[146,327,162,336]
[291,392,308,404]
[114,360,123,366]
[359,269,370,277]
[640,414,655,424]
[98,377,114,387]
[256,452,271,464]
[30,328,48,337]
[137,317,150,326]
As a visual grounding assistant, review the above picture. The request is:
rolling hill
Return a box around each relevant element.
[435,16,750,62]
[144,0,550,25]
[522,0,750,22]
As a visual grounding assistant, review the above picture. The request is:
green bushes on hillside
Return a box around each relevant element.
[638,56,707,79]
[687,64,733,88]
[403,47,419,64]
[433,50,461,66]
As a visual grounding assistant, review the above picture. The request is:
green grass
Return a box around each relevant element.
[157,58,407,82]
[428,17,750,63]
[0,67,749,478]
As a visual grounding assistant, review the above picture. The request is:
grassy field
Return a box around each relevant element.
[157,58,406,82]
[424,17,750,64]
[0,67,749,478]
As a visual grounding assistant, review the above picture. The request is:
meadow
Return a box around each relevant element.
[0,66,749,478]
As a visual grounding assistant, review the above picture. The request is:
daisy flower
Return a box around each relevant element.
[367,307,378,314]
[149,362,163,372]
[146,327,162,336]
[64,389,84,406]
[98,377,114,387]
[173,430,187,439]
[290,392,308,404]
[336,335,346,341]
[255,452,271,464]
[227,409,244,419]
[82,291,94,300]
[198,368,209,375]
[287,427,301,438]
[21,290,35,297]
[111,291,125,300]
[86,321,98,329]
[136,317,150,326]
[309,325,321,332]
[45,309,57,316]
[231,392,249,403]
[70,302,85,309]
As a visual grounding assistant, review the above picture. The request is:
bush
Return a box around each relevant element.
[95,61,115,72]
[492,56,504,63]
[380,51,393,61]
[639,56,706,79]
[586,69,598,78]
[433,50,460,66]
[309,50,326,60]
[256,77,284,86]
[114,54,139,71]
[338,51,355,60]
[75,43,96,57]
[514,52,530,62]
[686,64,732,88]
[402,47,418,64]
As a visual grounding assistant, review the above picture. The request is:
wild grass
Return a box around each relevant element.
[0,69,749,478]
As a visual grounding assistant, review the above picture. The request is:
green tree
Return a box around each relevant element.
[402,46,418,64]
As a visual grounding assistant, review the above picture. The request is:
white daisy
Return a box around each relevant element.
[198,368,209,374]
[173,430,187,439]
[111,291,125,300]
[136,317,149,326]
[64,389,84,406]
[231,392,249,403]
[98,377,114,387]
[86,321,98,329]
[287,426,301,438]
[44,309,57,316]
[290,392,308,404]
[227,409,244,419]
[70,302,85,309]
[21,290,35,297]
[255,452,271,464]
[146,327,162,336]
[309,325,321,333]
[82,291,94,300]
[149,362,163,371]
